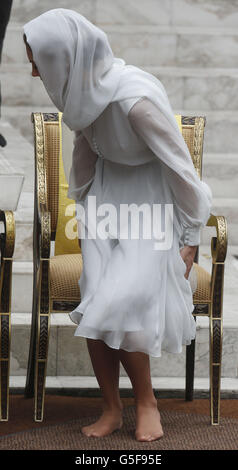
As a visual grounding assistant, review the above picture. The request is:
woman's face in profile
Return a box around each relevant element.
[24,38,41,78]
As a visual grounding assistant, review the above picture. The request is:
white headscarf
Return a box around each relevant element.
[23,8,126,130]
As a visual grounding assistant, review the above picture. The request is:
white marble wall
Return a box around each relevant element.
[2,0,238,113]
[96,0,171,25]
[9,0,238,27]
[3,66,238,112]
[183,75,238,111]
[172,0,238,27]
[3,24,238,68]
[10,0,96,24]
[97,0,238,27]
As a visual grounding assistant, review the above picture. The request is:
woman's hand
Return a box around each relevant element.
[180,245,197,280]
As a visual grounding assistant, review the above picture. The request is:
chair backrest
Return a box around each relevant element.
[32,112,60,239]
[181,116,206,179]
[32,112,206,241]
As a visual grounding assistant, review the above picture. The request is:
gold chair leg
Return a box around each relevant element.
[24,282,38,398]
[0,210,15,421]
[34,314,50,422]
[0,261,12,421]
[210,260,224,425]
[34,259,50,422]
[210,316,222,425]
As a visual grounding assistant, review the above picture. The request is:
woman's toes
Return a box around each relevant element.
[136,432,163,442]
[136,433,150,442]
[135,403,164,442]
[81,412,123,438]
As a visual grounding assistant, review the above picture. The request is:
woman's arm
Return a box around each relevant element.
[67,130,98,202]
[128,97,212,247]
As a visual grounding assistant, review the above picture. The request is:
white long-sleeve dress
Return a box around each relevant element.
[67,96,212,357]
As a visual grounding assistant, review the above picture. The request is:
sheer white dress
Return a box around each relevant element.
[67,96,209,358]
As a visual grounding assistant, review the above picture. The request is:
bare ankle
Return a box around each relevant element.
[135,397,158,409]
[102,400,123,413]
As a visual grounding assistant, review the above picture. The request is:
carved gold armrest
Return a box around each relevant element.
[206,213,227,322]
[206,213,228,264]
[0,210,15,260]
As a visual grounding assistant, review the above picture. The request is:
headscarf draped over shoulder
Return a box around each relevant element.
[24,8,183,136]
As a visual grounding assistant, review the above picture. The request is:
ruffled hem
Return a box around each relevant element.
[68,259,197,358]
[69,308,196,358]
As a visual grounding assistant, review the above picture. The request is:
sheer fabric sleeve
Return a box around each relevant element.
[128,97,212,246]
[67,130,98,202]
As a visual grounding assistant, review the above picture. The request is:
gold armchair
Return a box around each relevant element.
[182,117,227,426]
[24,112,227,425]
[0,209,15,421]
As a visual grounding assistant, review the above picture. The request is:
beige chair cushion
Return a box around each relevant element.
[49,256,211,306]
[50,253,83,301]
[193,262,211,302]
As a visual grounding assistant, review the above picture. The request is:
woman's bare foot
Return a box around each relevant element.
[81,405,123,438]
[135,400,164,442]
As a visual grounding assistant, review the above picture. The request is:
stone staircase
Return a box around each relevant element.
[0,0,237,393]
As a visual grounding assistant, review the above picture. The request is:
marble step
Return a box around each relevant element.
[2,105,238,154]
[106,25,238,69]
[9,310,238,379]
[10,376,238,399]
[2,64,238,112]
[3,22,238,68]
[203,154,238,199]
[9,0,238,28]
[96,0,238,29]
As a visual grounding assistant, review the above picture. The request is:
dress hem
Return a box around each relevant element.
[71,329,195,358]
[68,248,197,358]
[68,308,196,359]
